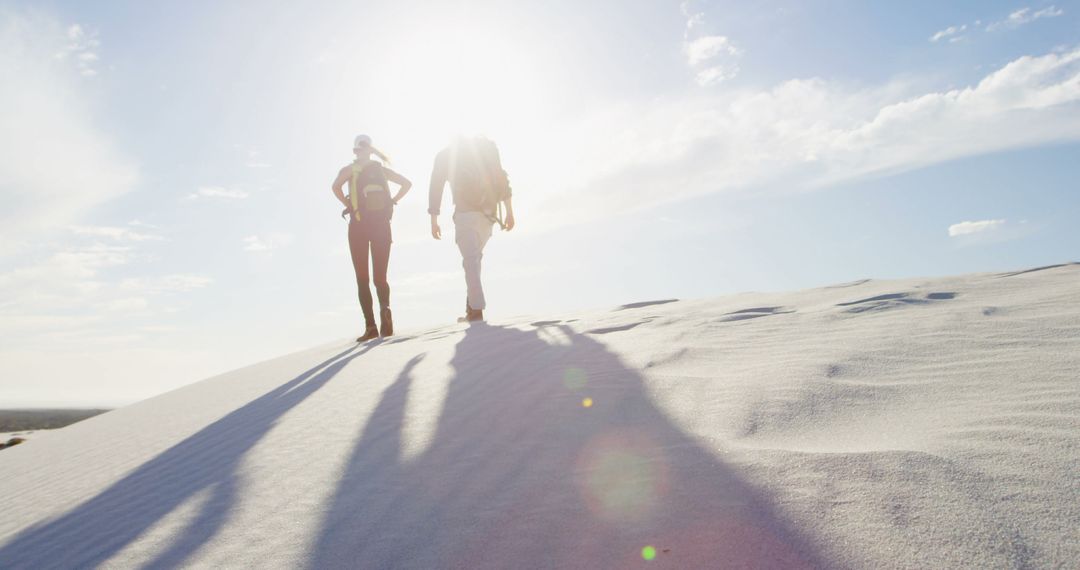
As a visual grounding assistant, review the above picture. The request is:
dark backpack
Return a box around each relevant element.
[349,160,393,222]
[449,137,511,227]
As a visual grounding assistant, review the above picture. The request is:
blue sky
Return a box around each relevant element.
[2,0,1078,406]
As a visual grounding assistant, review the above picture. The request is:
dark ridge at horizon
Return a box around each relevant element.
[0,409,112,433]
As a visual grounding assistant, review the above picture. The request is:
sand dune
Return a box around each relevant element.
[1,263,1077,568]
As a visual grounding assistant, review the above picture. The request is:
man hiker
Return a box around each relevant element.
[428,135,515,322]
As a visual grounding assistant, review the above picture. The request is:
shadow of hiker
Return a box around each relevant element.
[312,353,424,565]
[0,344,372,570]
[311,324,824,569]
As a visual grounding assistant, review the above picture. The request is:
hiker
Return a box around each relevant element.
[332,134,412,341]
[428,135,515,322]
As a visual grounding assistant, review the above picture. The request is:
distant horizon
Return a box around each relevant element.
[3,0,1080,406]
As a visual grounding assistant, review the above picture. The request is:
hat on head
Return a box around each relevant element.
[353,134,372,149]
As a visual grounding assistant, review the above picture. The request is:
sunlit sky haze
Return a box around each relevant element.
[2,0,1079,406]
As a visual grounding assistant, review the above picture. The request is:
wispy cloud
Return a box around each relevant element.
[948,219,1006,237]
[70,225,163,242]
[538,47,1080,227]
[243,233,294,252]
[119,275,213,294]
[0,249,213,343]
[932,6,1063,45]
[930,24,967,43]
[987,6,1065,32]
[103,297,150,313]
[0,9,137,240]
[56,23,101,77]
[0,216,209,347]
[187,186,250,200]
[0,244,133,319]
[694,65,740,86]
[245,149,271,169]
[684,35,740,66]
[681,2,742,86]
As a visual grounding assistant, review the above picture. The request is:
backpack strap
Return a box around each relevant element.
[349,159,373,222]
[488,201,506,230]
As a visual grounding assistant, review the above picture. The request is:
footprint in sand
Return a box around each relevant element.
[837,292,957,314]
[616,299,679,310]
[585,320,654,334]
[531,320,562,327]
[719,306,795,322]
[824,279,871,289]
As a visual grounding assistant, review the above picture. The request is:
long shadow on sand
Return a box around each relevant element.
[311,324,824,569]
[0,344,371,570]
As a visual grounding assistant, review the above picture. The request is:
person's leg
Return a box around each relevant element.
[370,224,393,336]
[348,222,376,328]
[454,212,494,311]
[371,225,391,311]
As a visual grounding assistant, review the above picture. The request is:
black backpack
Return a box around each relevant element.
[349,160,393,222]
[449,137,511,227]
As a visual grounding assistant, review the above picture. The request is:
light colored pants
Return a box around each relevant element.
[454,211,494,310]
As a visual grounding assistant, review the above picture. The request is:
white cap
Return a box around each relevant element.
[353,134,372,149]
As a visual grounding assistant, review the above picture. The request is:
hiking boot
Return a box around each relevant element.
[357,324,379,342]
[380,307,393,337]
[465,306,484,322]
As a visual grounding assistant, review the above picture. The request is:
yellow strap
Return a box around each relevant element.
[350,159,372,222]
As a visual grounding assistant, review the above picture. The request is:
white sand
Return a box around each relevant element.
[1,263,1077,569]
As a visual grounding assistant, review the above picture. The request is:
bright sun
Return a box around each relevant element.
[363,21,550,145]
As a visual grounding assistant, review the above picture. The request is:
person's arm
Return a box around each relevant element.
[428,151,448,240]
[332,166,352,217]
[383,167,412,204]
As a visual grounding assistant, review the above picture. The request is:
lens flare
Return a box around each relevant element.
[563,367,587,391]
[575,432,670,524]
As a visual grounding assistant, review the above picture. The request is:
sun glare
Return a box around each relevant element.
[362,20,551,149]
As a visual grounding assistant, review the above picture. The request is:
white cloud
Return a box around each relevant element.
[930,24,967,43]
[932,6,1063,44]
[57,22,101,76]
[119,274,213,294]
[684,35,740,66]
[70,225,163,242]
[0,262,213,345]
[681,6,742,86]
[534,47,1080,228]
[696,64,740,86]
[243,236,269,251]
[187,186,250,200]
[0,244,134,320]
[949,219,1006,237]
[0,225,210,346]
[103,297,150,313]
[0,10,137,239]
[987,6,1065,32]
[245,149,271,169]
[243,233,294,252]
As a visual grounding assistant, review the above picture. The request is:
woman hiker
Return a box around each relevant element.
[332,134,412,342]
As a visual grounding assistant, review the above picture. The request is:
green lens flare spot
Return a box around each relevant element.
[563,367,587,391]
[642,545,657,560]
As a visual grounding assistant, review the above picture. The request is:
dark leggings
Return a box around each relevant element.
[348,221,391,325]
